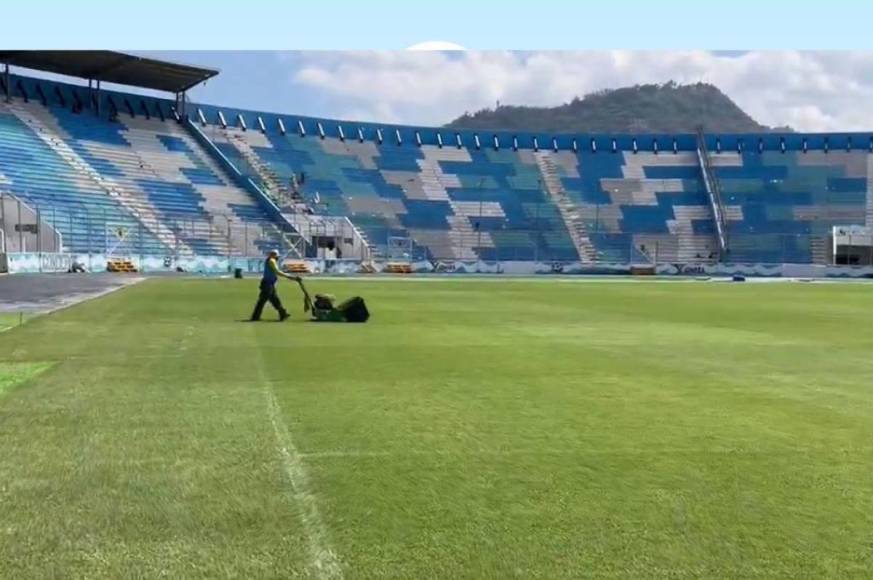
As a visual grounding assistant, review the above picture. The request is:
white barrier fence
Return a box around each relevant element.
[6,252,873,279]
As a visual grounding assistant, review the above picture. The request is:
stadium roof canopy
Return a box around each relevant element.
[0,51,218,93]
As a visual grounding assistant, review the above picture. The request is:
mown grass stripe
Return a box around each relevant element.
[0,361,53,398]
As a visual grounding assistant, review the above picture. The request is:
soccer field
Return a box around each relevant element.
[1,277,872,578]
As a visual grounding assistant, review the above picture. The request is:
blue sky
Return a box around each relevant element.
[6,1,873,49]
[6,2,873,131]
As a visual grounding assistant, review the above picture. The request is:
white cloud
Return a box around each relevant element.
[406,41,466,51]
[288,51,873,132]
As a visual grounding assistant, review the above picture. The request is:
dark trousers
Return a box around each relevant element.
[251,281,287,320]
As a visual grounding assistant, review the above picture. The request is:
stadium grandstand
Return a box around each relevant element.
[2,51,872,274]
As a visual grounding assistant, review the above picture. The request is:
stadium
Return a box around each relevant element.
[1,51,872,578]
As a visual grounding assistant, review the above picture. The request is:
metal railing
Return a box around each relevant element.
[696,126,729,256]
[283,213,373,261]
[0,192,64,253]
[1,191,851,267]
[0,191,302,260]
[367,228,840,267]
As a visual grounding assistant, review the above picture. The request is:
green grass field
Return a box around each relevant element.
[1,277,872,578]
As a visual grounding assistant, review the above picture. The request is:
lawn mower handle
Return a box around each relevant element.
[295,277,313,312]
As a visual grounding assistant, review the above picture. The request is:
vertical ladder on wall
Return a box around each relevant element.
[695,126,729,259]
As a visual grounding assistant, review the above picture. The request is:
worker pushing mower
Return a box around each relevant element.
[249,249,295,321]
[249,250,369,323]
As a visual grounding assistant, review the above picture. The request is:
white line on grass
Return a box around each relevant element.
[298,446,805,459]
[0,277,145,315]
[0,278,144,333]
[178,325,195,352]
[39,277,146,315]
[264,385,344,580]
[0,319,21,334]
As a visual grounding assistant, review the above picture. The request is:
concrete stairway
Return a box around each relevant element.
[534,151,597,263]
[670,206,719,262]
[225,130,299,208]
[811,236,831,265]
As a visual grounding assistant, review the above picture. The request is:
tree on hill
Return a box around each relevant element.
[446,82,787,134]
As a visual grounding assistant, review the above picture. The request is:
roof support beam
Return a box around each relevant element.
[174,91,187,119]
[88,78,101,116]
